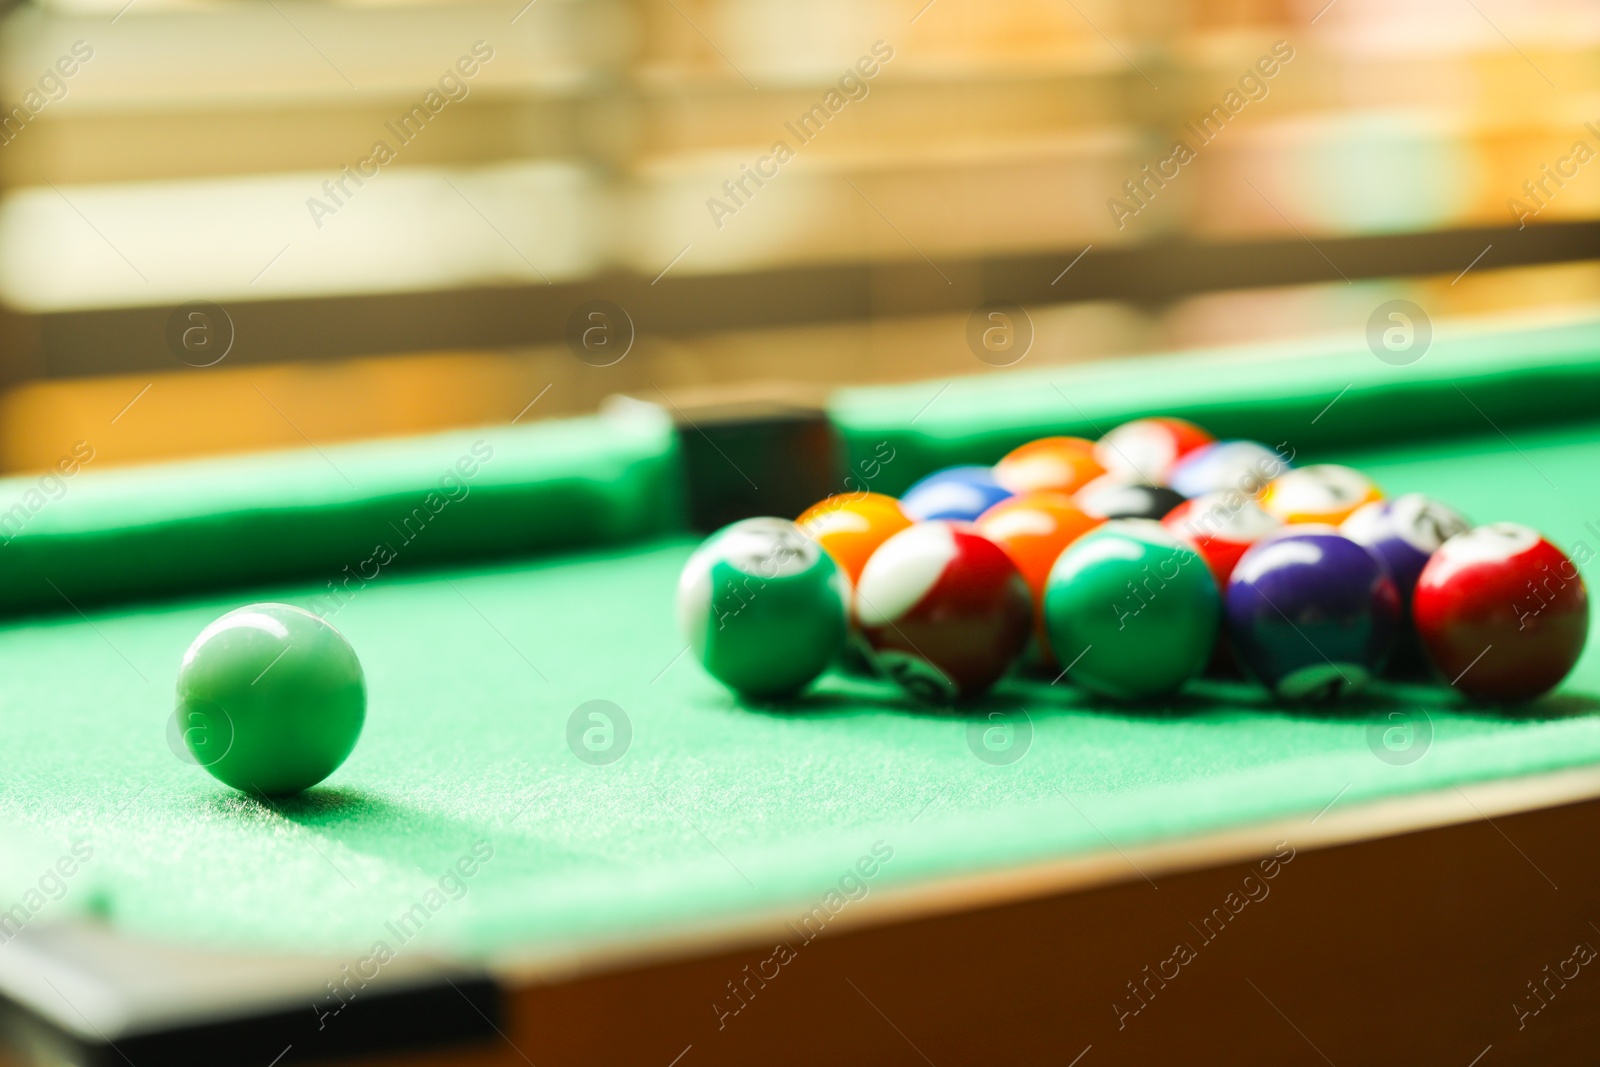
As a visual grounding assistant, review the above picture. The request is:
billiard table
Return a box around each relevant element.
[4,314,1600,1066]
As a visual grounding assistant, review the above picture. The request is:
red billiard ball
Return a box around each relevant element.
[854,522,1030,703]
[1093,417,1214,484]
[1413,523,1589,703]
[1163,492,1282,588]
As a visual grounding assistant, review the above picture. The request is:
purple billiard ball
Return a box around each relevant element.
[900,466,1012,522]
[1340,493,1469,605]
[1341,493,1470,677]
[1226,528,1401,701]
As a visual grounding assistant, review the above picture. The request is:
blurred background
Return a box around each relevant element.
[0,0,1595,471]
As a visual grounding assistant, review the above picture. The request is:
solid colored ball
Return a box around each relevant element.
[1341,493,1470,605]
[1163,492,1282,588]
[993,436,1104,496]
[854,521,1030,703]
[1075,475,1187,521]
[1413,523,1589,703]
[1261,464,1383,525]
[1042,520,1220,700]
[796,492,912,587]
[1226,529,1400,701]
[678,518,847,698]
[975,492,1102,606]
[899,466,1012,522]
[1168,440,1291,499]
[176,603,366,796]
[975,491,1102,659]
[1093,417,1214,484]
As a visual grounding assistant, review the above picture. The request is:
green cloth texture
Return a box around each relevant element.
[1,408,1598,960]
[0,413,683,615]
[831,316,1600,494]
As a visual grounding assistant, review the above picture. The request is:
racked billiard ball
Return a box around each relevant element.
[975,491,1102,663]
[855,521,1030,703]
[1413,523,1589,703]
[1260,464,1382,526]
[1162,492,1282,588]
[1042,520,1219,700]
[1226,528,1400,701]
[993,436,1104,496]
[975,491,1102,606]
[1074,475,1187,522]
[176,603,365,796]
[678,517,847,698]
[1340,493,1469,605]
[900,466,1012,522]
[1168,440,1291,499]
[1162,493,1280,677]
[796,492,911,676]
[1093,417,1214,484]
[1342,494,1470,676]
[796,492,911,587]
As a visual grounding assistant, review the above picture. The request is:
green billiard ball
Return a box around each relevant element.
[677,517,847,698]
[175,603,366,796]
[1042,519,1219,701]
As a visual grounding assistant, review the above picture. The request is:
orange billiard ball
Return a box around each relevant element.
[975,491,1102,662]
[796,492,912,587]
[993,436,1104,496]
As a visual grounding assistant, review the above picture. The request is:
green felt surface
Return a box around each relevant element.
[2,414,1598,960]
[832,315,1600,495]
[0,411,683,615]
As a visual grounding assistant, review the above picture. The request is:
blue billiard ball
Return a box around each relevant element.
[1168,440,1290,499]
[1225,528,1400,701]
[900,466,1012,522]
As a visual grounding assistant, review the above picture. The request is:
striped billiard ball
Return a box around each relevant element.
[1413,523,1589,703]
[1163,492,1283,588]
[1092,417,1214,484]
[1168,440,1291,499]
[1261,464,1382,526]
[854,521,1030,703]
[1340,493,1469,606]
[677,518,847,699]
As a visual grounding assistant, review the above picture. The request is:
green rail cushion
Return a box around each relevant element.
[831,314,1600,495]
[0,411,684,616]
